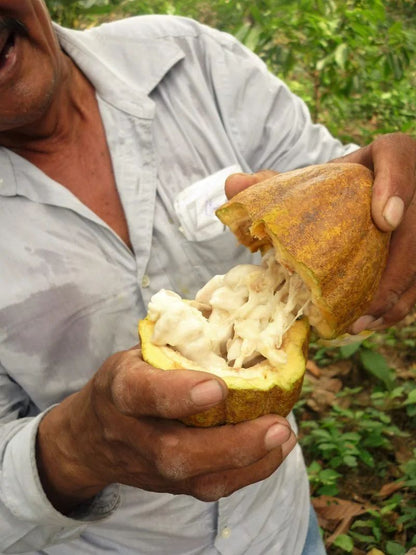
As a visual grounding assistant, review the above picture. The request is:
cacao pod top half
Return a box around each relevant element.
[216,163,391,339]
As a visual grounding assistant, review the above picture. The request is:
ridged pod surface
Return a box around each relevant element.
[216,163,391,338]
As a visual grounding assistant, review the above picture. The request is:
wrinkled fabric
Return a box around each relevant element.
[0,15,356,555]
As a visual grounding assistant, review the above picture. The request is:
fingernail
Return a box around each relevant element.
[190,380,225,406]
[264,423,291,451]
[383,196,404,229]
[351,315,376,334]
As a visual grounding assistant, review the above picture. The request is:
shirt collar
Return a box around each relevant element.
[0,21,185,197]
[54,23,185,119]
[0,149,18,196]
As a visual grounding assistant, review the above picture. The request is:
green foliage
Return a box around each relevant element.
[307,460,342,496]
[232,0,416,137]
[297,328,416,551]
[45,0,416,143]
[45,0,120,27]
[300,402,406,493]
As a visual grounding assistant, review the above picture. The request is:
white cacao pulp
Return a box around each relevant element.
[147,249,311,373]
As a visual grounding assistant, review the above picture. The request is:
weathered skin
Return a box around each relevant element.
[139,318,310,426]
[216,163,391,338]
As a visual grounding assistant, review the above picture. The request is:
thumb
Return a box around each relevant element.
[109,350,228,420]
[225,170,278,199]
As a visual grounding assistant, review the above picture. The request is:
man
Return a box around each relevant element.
[0,1,415,553]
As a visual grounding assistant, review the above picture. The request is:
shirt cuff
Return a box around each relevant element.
[2,411,120,526]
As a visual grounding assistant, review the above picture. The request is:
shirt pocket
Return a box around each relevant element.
[174,165,259,284]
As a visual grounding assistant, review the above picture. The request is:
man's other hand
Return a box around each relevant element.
[36,348,297,514]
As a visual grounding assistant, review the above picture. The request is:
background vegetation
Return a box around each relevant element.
[46,1,416,553]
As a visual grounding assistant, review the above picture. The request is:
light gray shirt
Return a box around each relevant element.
[0,15,355,554]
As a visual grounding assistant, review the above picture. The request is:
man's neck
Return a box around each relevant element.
[0,55,96,159]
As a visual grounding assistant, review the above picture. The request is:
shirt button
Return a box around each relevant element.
[221,527,231,539]
[141,275,150,288]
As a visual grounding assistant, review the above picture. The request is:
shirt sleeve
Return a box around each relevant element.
[198,25,358,171]
[0,369,120,554]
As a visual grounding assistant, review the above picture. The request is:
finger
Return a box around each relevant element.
[371,202,416,317]
[373,285,416,329]
[225,170,278,199]
[109,350,228,419]
[351,284,416,333]
[370,134,416,231]
[137,414,294,483]
[186,430,298,501]
[130,430,297,500]
[331,133,416,231]
[351,197,416,332]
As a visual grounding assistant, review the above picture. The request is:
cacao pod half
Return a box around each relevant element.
[138,163,390,426]
[139,316,309,426]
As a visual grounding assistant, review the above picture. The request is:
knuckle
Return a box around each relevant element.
[100,422,120,444]
[383,288,401,313]
[383,280,415,311]
[110,367,137,416]
[109,351,149,416]
[387,297,414,324]
[153,432,189,481]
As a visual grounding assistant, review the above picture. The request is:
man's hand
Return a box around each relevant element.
[331,133,416,332]
[225,132,416,331]
[36,348,297,514]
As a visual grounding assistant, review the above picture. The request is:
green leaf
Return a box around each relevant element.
[397,510,416,525]
[357,449,375,467]
[307,460,322,474]
[352,518,376,528]
[241,25,262,52]
[312,429,332,440]
[319,468,342,481]
[339,432,360,442]
[234,22,251,43]
[316,442,336,451]
[317,484,339,496]
[334,43,348,69]
[333,534,354,552]
[339,341,361,358]
[385,541,406,555]
[349,530,376,543]
[343,455,358,467]
[404,388,416,406]
[316,54,332,71]
[359,349,395,390]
